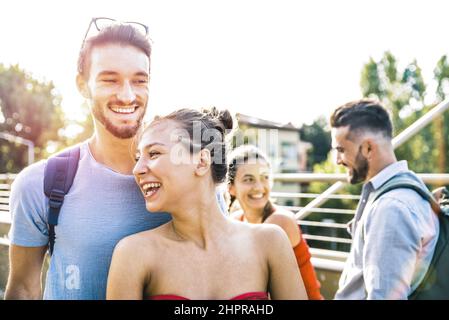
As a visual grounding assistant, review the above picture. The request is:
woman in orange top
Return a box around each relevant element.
[228,145,323,300]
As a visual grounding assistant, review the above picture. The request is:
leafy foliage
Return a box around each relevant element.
[0,64,65,172]
[299,116,331,170]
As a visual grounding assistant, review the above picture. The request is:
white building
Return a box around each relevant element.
[234,113,312,207]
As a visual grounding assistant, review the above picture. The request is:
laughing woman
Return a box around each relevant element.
[106,108,307,300]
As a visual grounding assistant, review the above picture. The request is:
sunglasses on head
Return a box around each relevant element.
[82,17,150,44]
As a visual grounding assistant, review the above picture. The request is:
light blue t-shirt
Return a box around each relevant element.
[9,142,172,299]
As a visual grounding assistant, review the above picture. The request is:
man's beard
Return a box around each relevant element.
[349,148,369,184]
[92,103,145,139]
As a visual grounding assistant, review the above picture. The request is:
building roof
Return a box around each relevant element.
[236,113,301,132]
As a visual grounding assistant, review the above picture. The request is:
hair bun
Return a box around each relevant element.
[201,106,234,132]
[218,109,234,131]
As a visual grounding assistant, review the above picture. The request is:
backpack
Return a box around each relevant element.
[370,173,449,300]
[43,145,80,256]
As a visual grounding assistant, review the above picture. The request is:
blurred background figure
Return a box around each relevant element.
[227,145,323,300]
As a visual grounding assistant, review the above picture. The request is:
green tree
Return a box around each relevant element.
[311,51,449,188]
[302,52,449,251]
[299,116,332,170]
[0,64,65,172]
[360,52,444,174]
[433,55,449,172]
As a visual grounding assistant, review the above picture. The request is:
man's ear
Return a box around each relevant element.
[195,149,211,177]
[360,139,373,159]
[76,74,90,99]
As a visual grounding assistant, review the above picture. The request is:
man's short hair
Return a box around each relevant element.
[330,99,393,139]
[77,24,152,79]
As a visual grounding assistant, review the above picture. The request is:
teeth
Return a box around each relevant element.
[250,194,264,199]
[111,107,136,114]
[142,183,162,192]
[146,189,157,197]
[142,182,161,197]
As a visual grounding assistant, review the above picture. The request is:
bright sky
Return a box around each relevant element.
[1,0,448,129]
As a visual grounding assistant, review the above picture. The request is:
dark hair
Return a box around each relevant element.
[150,107,234,184]
[227,145,275,222]
[330,99,393,139]
[78,24,152,78]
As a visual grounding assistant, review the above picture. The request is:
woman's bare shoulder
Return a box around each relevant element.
[227,217,277,239]
[248,224,292,261]
[266,208,298,227]
[246,222,287,244]
[265,207,300,245]
[113,222,171,258]
[224,220,291,266]
[271,206,297,219]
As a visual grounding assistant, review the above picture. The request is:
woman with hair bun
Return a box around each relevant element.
[106,107,307,300]
[227,145,323,300]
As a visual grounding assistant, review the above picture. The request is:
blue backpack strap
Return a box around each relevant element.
[370,173,449,299]
[43,145,80,256]
[371,173,441,215]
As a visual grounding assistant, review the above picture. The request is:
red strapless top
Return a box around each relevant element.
[147,292,269,300]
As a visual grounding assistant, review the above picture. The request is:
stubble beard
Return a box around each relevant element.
[349,149,369,185]
[91,103,146,139]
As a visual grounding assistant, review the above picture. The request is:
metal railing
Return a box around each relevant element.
[2,172,449,248]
